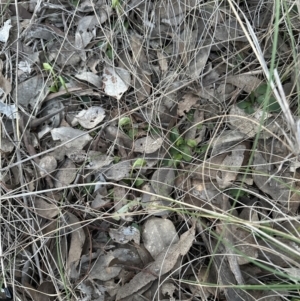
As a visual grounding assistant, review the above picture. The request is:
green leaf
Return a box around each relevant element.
[268,103,281,112]
[175,137,184,147]
[128,128,137,139]
[255,83,268,95]
[114,156,121,163]
[49,85,58,92]
[186,139,197,148]
[237,101,249,109]
[256,95,265,104]
[228,188,247,199]
[134,178,144,187]
[186,110,194,122]
[170,127,180,143]
[195,144,209,154]
[267,97,281,112]
[162,159,174,167]
[43,62,52,71]
[169,147,178,156]
[132,158,146,169]
[112,200,140,220]
[179,145,192,162]
[112,0,120,9]
[173,153,182,161]
[106,44,113,60]
[245,106,255,114]
[123,20,129,30]
[119,116,131,127]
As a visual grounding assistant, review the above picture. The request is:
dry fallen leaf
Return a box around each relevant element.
[34,198,59,219]
[109,226,140,245]
[142,168,175,216]
[253,152,290,205]
[12,75,48,109]
[54,159,76,189]
[0,137,14,154]
[216,144,246,189]
[51,127,92,150]
[229,104,271,138]
[134,136,163,153]
[102,66,131,100]
[225,74,262,93]
[0,19,12,43]
[177,93,200,116]
[75,72,102,87]
[187,45,210,79]
[66,212,86,279]
[75,106,105,129]
[142,217,179,258]
[39,155,57,178]
[116,224,195,300]
[103,160,132,181]
[89,252,122,281]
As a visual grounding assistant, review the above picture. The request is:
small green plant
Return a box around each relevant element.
[119,116,138,139]
[43,63,68,93]
[163,127,199,166]
[112,0,121,9]
[238,83,281,114]
[228,188,249,200]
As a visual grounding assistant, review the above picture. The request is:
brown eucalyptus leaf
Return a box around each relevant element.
[151,168,175,196]
[103,160,132,181]
[89,252,122,281]
[187,45,210,79]
[102,66,131,100]
[109,226,140,245]
[229,104,271,138]
[86,151,113,170]
[116,224,195,300]
[75,15,98,49]
[252,152,290,204]
[75,106,105,129]
[0,19,12,43]
[51,127,92,150]
[34,198,59,219]
[134,136,163,153]
[12,75,48,109]
[216,144,246,189]
[75,72,102,88]
[177,93,200,116]
[66,212,86,279]
[39,155,57,177]
[225,75,262,93]
[54,159,76,189]
[0,137,14,154]
[142,217,179,258]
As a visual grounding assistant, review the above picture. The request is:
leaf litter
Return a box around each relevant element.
[1,1,300,301]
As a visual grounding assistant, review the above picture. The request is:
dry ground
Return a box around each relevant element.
[1,1,300,300]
